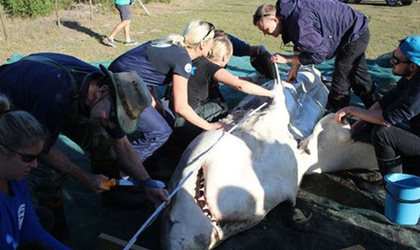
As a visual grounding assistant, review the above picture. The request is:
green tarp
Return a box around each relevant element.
[3,53,419,250]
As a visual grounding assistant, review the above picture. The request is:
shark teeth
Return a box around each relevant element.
[193,167,219,226]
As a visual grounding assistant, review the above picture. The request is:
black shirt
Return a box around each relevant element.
[379,71,420,133]
[188,56,222,108]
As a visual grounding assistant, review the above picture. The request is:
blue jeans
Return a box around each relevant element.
[128,106,173,162]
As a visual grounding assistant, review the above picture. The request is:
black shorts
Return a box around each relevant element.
[116,4,132,21]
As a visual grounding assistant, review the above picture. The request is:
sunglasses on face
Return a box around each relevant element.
[202,22,215,41]
[391,50,411,65]
[1,144,42,163]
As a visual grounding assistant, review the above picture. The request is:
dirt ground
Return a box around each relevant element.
[1,0,420,62]
[0,0,208,62]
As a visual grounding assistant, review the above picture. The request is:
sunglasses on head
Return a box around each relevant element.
[202,22,215,41]
[253,13,274,23]
[391,50,411,65]
[1,144,42,163]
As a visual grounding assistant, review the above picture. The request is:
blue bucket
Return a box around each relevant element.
[384,173,420,225]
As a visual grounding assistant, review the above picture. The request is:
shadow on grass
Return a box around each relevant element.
[61,20,105,44]
[349,2,388,6]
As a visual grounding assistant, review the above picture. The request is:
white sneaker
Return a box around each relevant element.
[106,37,116,48]
[124,40,138,46]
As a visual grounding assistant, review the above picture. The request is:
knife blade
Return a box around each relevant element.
[102,178,165,189]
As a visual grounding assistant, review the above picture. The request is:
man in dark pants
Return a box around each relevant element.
[253,0,378,112]
[335,36,420,178]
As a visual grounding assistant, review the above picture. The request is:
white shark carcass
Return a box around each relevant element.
[161,66,377,250]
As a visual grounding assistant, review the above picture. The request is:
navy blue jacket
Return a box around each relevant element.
[277,0,368,65]
[228,34,251,57]
[0,53,124,151]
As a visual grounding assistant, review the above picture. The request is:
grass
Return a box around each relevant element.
[0,0,419,63]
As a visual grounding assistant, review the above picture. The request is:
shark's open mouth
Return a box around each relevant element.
[194,168,219,227]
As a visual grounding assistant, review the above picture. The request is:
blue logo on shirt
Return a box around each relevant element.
[6,234,18,250]
[191,66,197,75]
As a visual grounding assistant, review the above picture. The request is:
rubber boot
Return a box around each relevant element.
[402,159,420,176]
[377,156,403,177]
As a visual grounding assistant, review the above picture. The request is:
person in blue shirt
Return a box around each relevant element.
[335,36,420,179]
[105,0,138,47]
[253,0,378,113]
[0,94,71,250]
[109,20,228,162]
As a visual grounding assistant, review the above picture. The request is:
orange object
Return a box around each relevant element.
[102,179,116,188]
